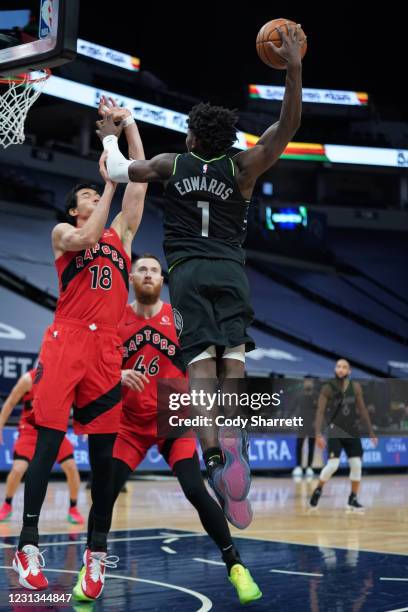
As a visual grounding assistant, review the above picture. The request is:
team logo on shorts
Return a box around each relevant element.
[172,308,183,338]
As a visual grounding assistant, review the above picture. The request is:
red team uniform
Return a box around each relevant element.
[113,302,196,470]
[14,370,74,463]
[32,228,130,434]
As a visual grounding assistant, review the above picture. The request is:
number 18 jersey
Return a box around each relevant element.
[55,228,130,326]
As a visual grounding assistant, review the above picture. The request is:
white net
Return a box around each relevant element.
[0,70,50,149]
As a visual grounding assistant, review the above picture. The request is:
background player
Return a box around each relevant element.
[310,359,378,511]
[291,377,317,478]
[0,369,84,525]
[80,254,261,604]
[96,23,304,520]
[13,113,147,598]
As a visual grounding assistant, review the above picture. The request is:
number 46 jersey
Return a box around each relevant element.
[163,152,250,268]
[119,302,186,416]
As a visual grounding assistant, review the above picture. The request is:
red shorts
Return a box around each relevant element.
[32,317,123,435]
[113,410,197,472]
[13,429,74,464]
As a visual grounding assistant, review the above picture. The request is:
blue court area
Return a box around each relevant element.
[1,528,408,611]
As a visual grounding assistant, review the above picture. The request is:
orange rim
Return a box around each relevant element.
[0,67,51,85]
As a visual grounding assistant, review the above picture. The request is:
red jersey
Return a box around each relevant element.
[55,228,130,326]
[19,369,37,432]
[119,302,186,417]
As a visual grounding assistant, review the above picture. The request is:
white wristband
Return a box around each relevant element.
[102,135,132,183]
[122,115,135,128]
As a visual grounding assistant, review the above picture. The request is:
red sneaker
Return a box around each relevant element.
[0,502,12,522]
[79,548,119,599]
[67,507,85,524]
[13,545,48,590]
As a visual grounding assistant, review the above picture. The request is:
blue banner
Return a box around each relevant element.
[2,429,407,472]
[0,351,37,395]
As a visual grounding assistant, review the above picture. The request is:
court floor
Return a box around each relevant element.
[1,474,408,611]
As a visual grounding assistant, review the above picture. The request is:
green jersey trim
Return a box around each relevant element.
[172,154,181,175]
[190,152,227,163]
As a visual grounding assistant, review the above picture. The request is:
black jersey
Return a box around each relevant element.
[163,152,250,268]
[324,379,359,436]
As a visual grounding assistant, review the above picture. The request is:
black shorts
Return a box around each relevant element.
[327,438,363,459]
[168,258,255,366]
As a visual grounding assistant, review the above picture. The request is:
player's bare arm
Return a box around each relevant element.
[97,97,149,257]
[233,23,304,199]
[315,386,330,449]
[0,373,33,443]
[96,114,176,183]
[52,152,117,259]
[354,382,378,445]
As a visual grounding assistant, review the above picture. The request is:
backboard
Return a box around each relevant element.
[0,0,78,77]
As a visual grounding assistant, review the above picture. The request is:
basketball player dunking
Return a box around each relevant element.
[13,113,147,599]
[97,24,304,524]
[80,253,262,604]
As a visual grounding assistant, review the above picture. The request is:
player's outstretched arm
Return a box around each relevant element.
[52,153,117,256]
[97,97,146,161]
[233,23,304,196]
[96,115,175,183]
[97,98,148,250]
[0,373,32,444]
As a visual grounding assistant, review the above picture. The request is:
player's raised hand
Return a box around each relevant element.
[98,95,131,122]
[96,114,123,142]
[121,369,150,392]
[267,22,306,68]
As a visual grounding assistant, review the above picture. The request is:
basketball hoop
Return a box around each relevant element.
[0,68,51,149]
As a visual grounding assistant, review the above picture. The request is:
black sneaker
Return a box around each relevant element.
[346,494,365,513]
[309,486,322,509]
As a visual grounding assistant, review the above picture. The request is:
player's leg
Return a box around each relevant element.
[87,433,117,552]
[73,331,124,601]
[292,437,304,477]
[210,260,254,504]
[76,431,143,602]
[309,439,341,508]
[0,459,28,521]
[59,457,84,524]
[345,439,364,512]
[14,323,84,590]
[73,433,118,602]
[166,441,261,604]
[169,260,223,462]
[306,437,316,477]
[188,355,243,521]
[187,354,220,456]
[217,353,251,502]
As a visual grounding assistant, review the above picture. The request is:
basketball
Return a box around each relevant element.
[256,18,307,69]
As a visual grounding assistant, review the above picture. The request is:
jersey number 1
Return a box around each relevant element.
[197,201,209,237]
